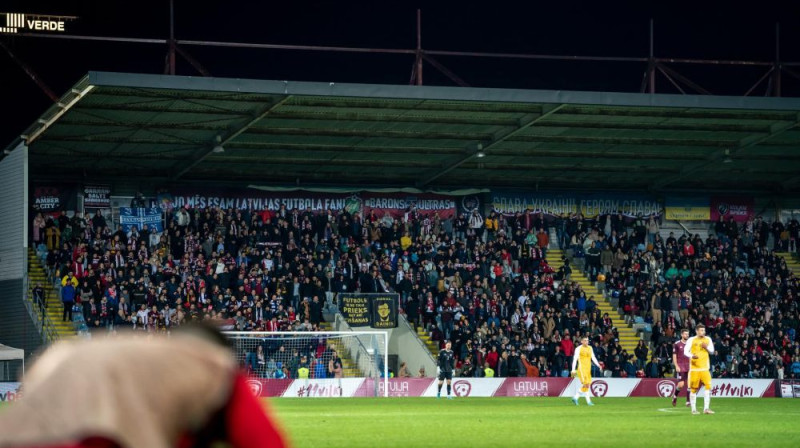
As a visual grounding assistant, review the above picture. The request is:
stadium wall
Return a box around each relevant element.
[244,378,780,398]
[386,315,437,378]
[345,318,437,381]
[0,143,34,378]
[0,279,39,368]
[0,142,27,282]
[4,378,787,401]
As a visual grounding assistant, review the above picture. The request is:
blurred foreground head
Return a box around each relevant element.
[0,322,287,448]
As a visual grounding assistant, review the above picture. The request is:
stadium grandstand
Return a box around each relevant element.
[5,3,800,447]
[0,69,798,388]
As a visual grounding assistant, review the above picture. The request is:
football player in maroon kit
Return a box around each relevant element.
[672,328,691,407]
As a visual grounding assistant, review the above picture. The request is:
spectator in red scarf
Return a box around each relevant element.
[560,332,575,359]
[682,240,695,258]
[485,345,499,371]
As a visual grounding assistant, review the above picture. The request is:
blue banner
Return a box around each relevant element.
[490,191,661,218]
[119,208,164,233]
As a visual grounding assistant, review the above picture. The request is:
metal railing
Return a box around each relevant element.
[332,313,390,379]
[25,246,64,343]
[676,221,692,236]
[23,275,59,344]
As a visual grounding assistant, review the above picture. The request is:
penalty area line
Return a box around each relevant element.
[656,408,800,416]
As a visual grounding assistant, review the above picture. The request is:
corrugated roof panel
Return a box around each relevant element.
[250,118,506,136]
[516,126,747,141]
[15,72,800,192]
[273,105,525,125]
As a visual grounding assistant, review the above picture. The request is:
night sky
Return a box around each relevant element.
[3,1,800,146]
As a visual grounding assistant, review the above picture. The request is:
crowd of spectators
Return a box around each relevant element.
[596,214,800,380]
[30,203,800,380]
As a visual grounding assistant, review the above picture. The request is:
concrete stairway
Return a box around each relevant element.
[27,248,75,338]
[415,325,440,359]
[776,252,800,277]
[547,249,641,358]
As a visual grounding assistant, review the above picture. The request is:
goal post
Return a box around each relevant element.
[223,331,389,397]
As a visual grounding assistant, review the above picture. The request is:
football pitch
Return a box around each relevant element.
[269,397,800,448]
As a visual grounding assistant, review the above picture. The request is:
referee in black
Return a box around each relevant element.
[437,341,455,399]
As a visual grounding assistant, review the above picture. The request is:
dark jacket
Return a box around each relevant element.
[496,358,509,377]
[61,284,76,303]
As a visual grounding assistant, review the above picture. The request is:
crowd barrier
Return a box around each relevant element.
[0,383,21,402]
[780,380,800,398]
[243,378,786,398]
[3,379,793,400]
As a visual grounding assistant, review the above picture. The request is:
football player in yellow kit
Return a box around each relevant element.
[571,336,603,406]
[684,324,715,415]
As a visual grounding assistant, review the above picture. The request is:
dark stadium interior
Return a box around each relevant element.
[15,71,800,194]
[3,3,800,447]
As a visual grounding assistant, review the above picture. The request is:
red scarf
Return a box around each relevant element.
[72,262,85,278]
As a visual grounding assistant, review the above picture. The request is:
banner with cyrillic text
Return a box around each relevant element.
[491,191,661,218]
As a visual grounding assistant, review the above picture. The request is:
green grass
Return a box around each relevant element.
[269,397,800,448]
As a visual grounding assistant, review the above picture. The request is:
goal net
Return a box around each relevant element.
[223,331,389,397]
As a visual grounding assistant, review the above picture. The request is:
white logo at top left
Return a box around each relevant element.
[1,12,76,34]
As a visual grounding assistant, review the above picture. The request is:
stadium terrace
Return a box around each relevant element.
[2,70,800,448]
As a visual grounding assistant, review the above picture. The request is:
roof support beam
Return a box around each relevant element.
[650,112,800,190]
[657,63,712,95]
[507,135,736,146]
[0,40,59,103]
[55,116,253,132]
[243,127,492,140]
[421,54,470,87]
[415,104,565,188]
[172,95,292,179]
[72,104,248,116]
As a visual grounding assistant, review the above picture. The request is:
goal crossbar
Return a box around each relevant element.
[223,331,389,397]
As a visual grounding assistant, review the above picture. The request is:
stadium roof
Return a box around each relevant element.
[17,71,800,193]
